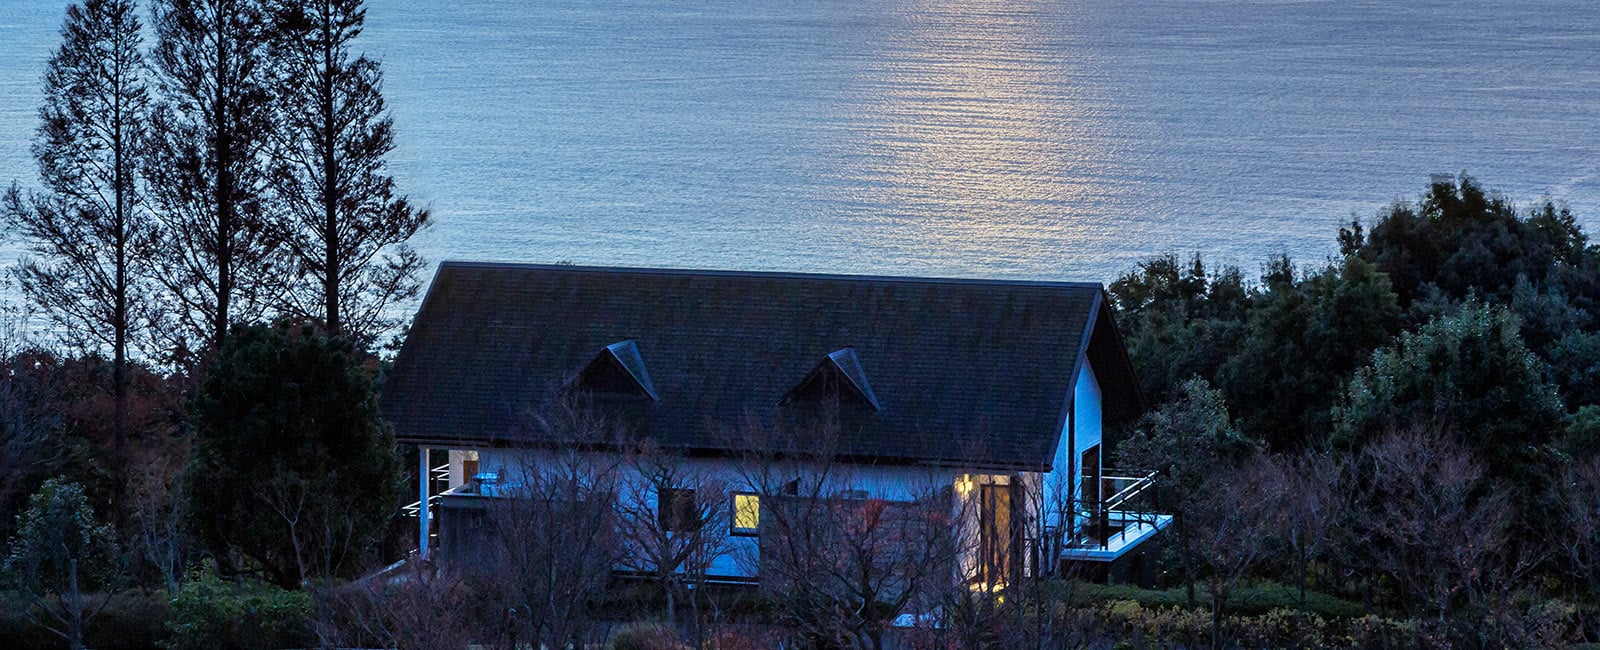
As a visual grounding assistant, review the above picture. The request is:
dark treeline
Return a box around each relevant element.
[1,0,420,648]
[1111,175,1600,646]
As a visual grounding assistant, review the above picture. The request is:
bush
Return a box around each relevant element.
[0,589,167,650]
[1096,600,1446,649]
[607,620,687,650]
[1061,579,1368,620]
[162,574,313,650]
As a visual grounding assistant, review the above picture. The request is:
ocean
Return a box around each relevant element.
[3,0,1598,289]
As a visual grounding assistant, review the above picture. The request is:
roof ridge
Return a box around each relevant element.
[436,260,1106,290]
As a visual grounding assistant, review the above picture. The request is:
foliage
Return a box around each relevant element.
[3,479,120,649]
[1353,175,1591,307]
[1120,378,1255,494]
[1332,302,1564,474]
[1220,255,1403,448]
[1109,255,1249,403]
[185,322,399,587]
[162,573,312,650]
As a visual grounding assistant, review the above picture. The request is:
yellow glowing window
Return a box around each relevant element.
[732,493,759,536]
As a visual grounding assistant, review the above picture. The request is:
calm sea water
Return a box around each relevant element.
[3,0,1599,289]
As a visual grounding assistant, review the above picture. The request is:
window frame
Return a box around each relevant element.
[730,491,760,537]
[657,486,700,533]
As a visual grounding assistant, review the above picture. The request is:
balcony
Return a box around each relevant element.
[1061,469,1171,562]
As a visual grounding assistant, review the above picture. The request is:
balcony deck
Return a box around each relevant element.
[1059,469,1171,562]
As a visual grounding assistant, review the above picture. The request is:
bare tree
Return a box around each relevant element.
[1266,450,1341,609]
[614,440,732,639]
[131,452,188,595]
[318,562,476,650]
[1553,453,1600,640]
[472,451,621,650]
[1340,430,1514,624]
[1187,453,1280,649]
[145,0,283,363]
[264,0,428,345]
[732,421,965,650]
[3,0,155,513]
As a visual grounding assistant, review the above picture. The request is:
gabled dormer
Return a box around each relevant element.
[572,340,657,400]
[781,347,880,411]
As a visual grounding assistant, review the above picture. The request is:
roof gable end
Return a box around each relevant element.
[572,340,658,400]
[781,347,881,411]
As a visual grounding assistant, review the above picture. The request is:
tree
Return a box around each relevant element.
[145,0,283,363]
[1221,255,1402,449]
[1338,430,1516,630]
[3,0,155,509]
[1116,377,1255,607]
[1556,453,1600,578]
[0,306,66,544]
[613,441,731,637]
[733,422,965,650]
[474,452,621,650]
[316,562,475,650]
[3,479,120,650]
[265,0,429,346]
[1187,455,1280,649]
[1264,450,1341,609]
[185,322,399,587]
[1332,302,1565,477]
[1109,254,1250,402]
[1354,175,1578,306]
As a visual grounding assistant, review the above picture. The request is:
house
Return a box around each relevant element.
[382,261,1171,586]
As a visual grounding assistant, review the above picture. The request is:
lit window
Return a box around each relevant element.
[732,493,759,536]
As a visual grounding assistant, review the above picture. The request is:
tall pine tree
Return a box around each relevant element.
[145,0,283,364]
[266,0,429,346]
[2,0,154,490]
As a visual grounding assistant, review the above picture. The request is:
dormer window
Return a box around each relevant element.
[781,347,880,411]
[571,340,657,400]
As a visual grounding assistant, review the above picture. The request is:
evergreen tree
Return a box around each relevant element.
[3,479,119,650]
[265,0,429,347]
[2,0,154,492]
[1333,302,1564,478]
[145,0,283,365]
[185,322,399,587]
[1117,378,1256,607]
[1222,256,1402,449]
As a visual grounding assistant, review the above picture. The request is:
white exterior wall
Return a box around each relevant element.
[461,447,965,580]
[1039,355,1101,533]
[1073,357,1103,532]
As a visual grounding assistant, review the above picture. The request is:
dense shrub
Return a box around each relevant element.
[162,574,313,650]
[1096,601,1446,650]
[607,620,687,650]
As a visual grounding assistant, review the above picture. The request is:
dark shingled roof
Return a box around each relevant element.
[382,262,1143,471]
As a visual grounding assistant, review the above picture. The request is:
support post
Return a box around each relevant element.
[418,447,431,559]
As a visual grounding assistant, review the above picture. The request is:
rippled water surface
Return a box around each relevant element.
[3,0,1599,285]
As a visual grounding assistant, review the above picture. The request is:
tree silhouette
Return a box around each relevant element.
[145,0,284,364]
[3,0,155,502]
[265,0,428,346]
